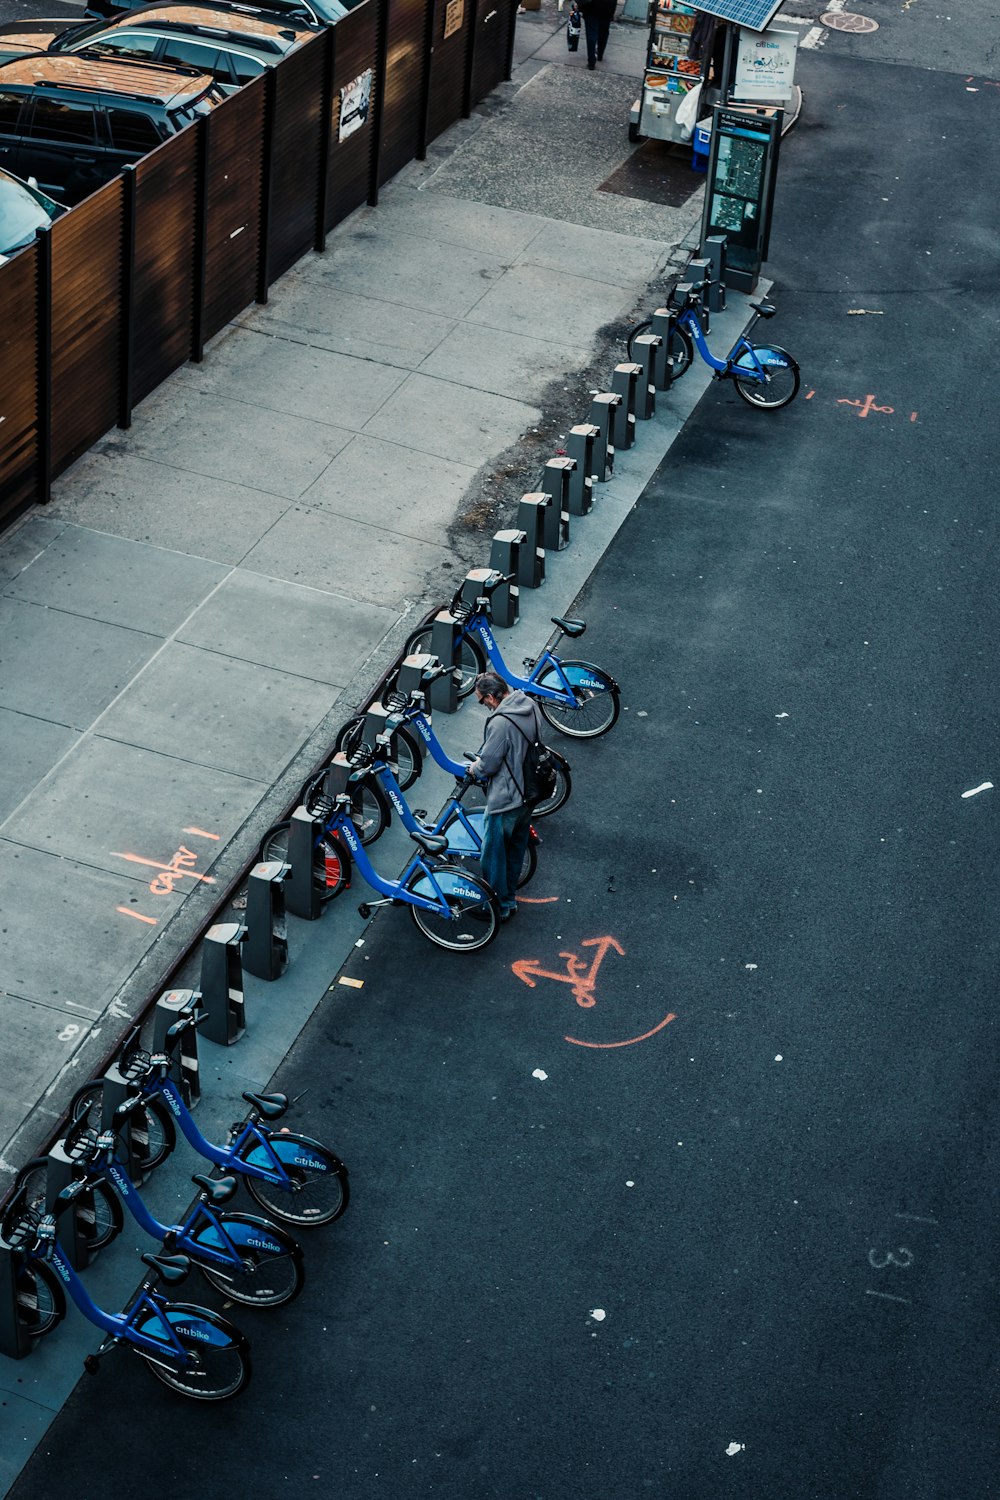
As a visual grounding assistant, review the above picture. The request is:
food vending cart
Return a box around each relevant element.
[629,0,703,145]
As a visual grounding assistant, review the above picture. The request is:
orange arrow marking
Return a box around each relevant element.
[512,936,625,1008]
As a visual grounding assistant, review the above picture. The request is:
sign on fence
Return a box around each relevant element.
[339,69,373,140]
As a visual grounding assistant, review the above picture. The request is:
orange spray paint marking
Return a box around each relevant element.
[512,936,625,1008]
[837,394,894,419]
[515,895,560,905]
[910,412,918,422]
[183,827,220,841]
[111,846,216,895]
[116,906,158,925]
[566,1012,677,1049]
[805,389,815,399]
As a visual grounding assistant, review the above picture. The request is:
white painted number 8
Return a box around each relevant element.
[868,1246,914,1270]
[57,1024,81,1042]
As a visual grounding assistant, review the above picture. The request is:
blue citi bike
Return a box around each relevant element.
[330,660,572,817]
[2,1188,251,1400]
[13,1110,305,1307]
[264,773,501,949]
[260,738,539,902]
[392,572,622,715]
[627,284,800,410]
[67,1010,350,1216]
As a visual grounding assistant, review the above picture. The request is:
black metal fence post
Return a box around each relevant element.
[257,67,278,305]
[315,26,336,251]
[369,0,391,204]
[191,113,211,363]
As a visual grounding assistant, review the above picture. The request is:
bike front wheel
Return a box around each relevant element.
[260,821,349,903]
[401,626,486,700]
[13,1157,123,1253]
[136,1305,251,1401]
[406,863,500,951]
[238,1133,350,1227]
[68,1086,175,1176]
[536,662,620,739]
[299,770,389,847]
[335,717,422,790]
[16,1261,64,1339]
[626,319,693,381]
[732,345,800,410]
[193,1214,305,1308]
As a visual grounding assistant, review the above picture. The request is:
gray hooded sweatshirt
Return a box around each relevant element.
[474,690,545,814]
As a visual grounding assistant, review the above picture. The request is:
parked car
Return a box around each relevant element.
[0,55,226,204]
[0,4,318,92]
[80,0,363,26]
[0,164,64,261]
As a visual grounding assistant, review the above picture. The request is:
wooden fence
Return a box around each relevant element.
[0,0,517,529]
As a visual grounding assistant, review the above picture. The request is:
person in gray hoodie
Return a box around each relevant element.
[469,672,543,920]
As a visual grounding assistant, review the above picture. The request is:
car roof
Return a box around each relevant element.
[113,3,314,37]
[0,52,217,102]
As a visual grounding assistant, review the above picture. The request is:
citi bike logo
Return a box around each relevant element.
[175,1323,211,1342]
[388,787,406,816]
[481,627,495,652]
[245,1236,281,1252]
[108,1164,132,1198]
[416,719,432,743]
[341,825,360,854]
[294,1155,325,1170]
[163,1089,183,1118]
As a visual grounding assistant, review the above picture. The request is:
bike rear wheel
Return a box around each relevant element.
[193,1214,305,1307]
[529,750,571,817]
[136,1306,251,1401]
[68,1086,175,1176]
[401,627,486,700]
[406,863,500,951]
[334,717,422,791]
[238,1133,350,1227]
[732,345,800,410]
[260,821,349,903]
[536,663,620,739]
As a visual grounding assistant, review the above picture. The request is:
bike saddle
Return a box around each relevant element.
[192,1172,238,1206]
[242,1090,288,1119]
[410,829,449,855]
[750,301,776,318]
[551,616,586,638]
[141,1251,191,1286]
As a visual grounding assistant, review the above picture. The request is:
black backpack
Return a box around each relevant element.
[498,712,559,807]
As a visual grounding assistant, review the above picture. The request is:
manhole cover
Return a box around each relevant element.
[820,10,879,30]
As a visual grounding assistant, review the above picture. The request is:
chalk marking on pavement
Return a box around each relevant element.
[895,1212,937,1224]
[961,782,992,798]
[865,1289,911,1304]
[566,1013,676,1050]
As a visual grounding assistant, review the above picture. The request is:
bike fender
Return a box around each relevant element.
[137,1305,237,1348]
[735,346,792,371]
[537,660,620,694]
[243,1138,336,1176]
[190,1219,287,1257]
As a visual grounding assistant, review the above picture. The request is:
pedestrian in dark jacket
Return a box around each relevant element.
[579,0,616,69]
[469,672,543,920]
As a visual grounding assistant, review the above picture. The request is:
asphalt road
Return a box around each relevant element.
[7,20,1000,1500]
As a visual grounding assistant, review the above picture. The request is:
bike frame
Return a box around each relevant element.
[153,1074,302,1186]
[38,1235,195,1362]
[331,810,484,915]
[407,706,466,779]
[679,306,764,380]
[466,617,577,703]
[370,757,485,856]
[96,1156,278,1272]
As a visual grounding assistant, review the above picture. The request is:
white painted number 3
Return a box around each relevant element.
[868,1246,914,1270]
[57,1024,81,1042]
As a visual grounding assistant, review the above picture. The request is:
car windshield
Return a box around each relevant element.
[0,175,54,254]
[49,18,110,51]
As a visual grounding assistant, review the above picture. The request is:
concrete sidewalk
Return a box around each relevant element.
[0,0,707,1189]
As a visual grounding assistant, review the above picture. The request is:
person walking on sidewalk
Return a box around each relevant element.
[469,672,543,922]
[579,0,616,69]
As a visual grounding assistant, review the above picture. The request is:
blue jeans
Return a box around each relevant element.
[480,807,532,912]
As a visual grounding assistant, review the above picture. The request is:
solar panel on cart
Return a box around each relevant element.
[689,0,786,32]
